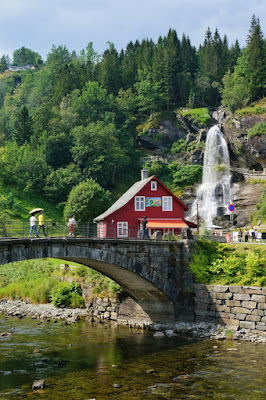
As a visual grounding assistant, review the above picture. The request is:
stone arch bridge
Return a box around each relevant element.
[0,237,195,323]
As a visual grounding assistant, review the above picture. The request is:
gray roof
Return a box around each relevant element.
[94,176,154,222]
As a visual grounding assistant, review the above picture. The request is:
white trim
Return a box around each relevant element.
[135,196,145,211]
[162,196,173,211]
[151,181,157,191]
[117,222,128,237]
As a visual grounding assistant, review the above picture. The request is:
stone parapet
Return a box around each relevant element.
[193,284,266,333]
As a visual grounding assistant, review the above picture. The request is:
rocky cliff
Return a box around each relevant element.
[138,104,266,227]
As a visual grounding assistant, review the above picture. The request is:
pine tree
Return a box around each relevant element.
[14,105,33,145]
[120,41,137,90]
[97,42,121,95]
[246,15,266,100]
[163,29,181,107]
[228,40,241,70]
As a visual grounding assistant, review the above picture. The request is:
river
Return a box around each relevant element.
[0,316,265,399]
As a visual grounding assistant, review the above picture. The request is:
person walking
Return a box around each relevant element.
[38,211,47,237]
[141,216,150,239]
[29,215,38,237]
[238,228,243,243]
[68,214,77,237]
[249,226,255,242]
[244,229,249,242]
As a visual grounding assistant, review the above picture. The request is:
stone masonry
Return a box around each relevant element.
[194,284,266,332]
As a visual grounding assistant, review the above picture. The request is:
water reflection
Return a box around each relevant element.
[0,316,265,399]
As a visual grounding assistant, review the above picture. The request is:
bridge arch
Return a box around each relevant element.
[0,237,195,322]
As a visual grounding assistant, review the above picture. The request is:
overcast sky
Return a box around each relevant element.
[0,0,265,60]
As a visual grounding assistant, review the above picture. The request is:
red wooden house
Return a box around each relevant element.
[94,169,196,238]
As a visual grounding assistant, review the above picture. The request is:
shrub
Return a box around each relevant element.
[76,265,88,277]
[171,139,187,155]
[248,122,266,138]
[171,164,203,188]
[190,240,266,285]
[52,281,84,308]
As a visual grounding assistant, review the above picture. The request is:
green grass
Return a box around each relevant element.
[177,108,211,126]
[0,179,62,221]
[0,258,123,305]
[248,121,266,138]
[235,98,266,117]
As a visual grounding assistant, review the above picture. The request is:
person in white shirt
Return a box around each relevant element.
[29,215,38,237]
[248,227,255,242]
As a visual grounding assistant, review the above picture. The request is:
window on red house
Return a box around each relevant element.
[162,196,173,211]
[135,196,145,211]
[151,181,157,191]
[117,222,128,237]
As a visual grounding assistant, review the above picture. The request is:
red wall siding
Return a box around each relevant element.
[102,178,186,238]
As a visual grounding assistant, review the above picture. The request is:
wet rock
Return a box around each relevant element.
[146,368,155,374]
[165,329,174,337]
[34,358,49,366]
[32,379,45,390]
[113,383,123,388]
[173,374,190,381]
[0,332,11,336]
[153,331,165,338]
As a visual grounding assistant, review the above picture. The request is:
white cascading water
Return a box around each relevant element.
[191,125,231,226]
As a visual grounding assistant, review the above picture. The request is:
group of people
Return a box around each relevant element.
[242,227,259,242]
[237,224,261,243]
[29,212,77,237]
[29,211,46,238]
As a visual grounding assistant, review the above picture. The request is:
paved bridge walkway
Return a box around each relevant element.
[0,237,195,322]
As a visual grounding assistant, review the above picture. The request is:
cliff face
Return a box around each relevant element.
[222,113,266,170]
[138,106,266,227]
[138,108,266,171]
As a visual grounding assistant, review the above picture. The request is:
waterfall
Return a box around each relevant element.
[191,125,231,226]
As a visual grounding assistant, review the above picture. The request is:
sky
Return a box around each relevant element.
[0,0,265,61]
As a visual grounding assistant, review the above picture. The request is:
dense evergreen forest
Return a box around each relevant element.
[0,16,265,222]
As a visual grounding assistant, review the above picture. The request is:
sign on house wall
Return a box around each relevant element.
[146,197,161,207]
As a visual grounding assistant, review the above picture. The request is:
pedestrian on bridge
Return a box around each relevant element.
[38,211,47,237]
[29,215,38,237]
[142,216,150,239]
[68,215,77,237]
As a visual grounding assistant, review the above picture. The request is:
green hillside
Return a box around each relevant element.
[0,16,265,223]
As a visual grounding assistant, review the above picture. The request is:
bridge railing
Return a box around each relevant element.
[0,221,145,239]
[0,220,188,240]
[0,221,158,239]
[0,221,98,238]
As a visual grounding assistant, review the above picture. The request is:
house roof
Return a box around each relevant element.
[93,175,188,222]
[94,176,154,222]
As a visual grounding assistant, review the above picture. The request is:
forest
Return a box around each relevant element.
[0,15,265,223]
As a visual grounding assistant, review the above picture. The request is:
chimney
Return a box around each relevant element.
[141,168,148,180]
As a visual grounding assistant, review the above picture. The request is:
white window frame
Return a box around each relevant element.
[135,196,145,211]
[117,222,128,237]
[162,196,173,211]
[151,181,157,191]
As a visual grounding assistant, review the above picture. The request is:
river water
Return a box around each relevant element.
[0,316,265,399]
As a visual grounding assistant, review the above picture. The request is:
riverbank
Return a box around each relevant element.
[1,299,265,344]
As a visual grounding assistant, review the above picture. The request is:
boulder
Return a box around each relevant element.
[32,379,45,390]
